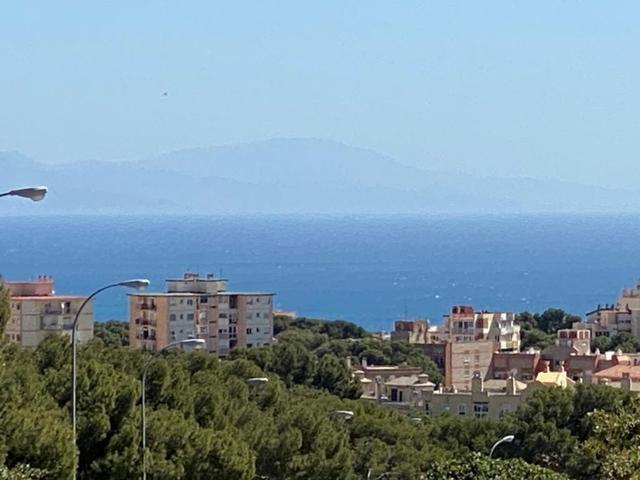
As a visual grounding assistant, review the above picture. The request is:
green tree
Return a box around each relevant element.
[93,321,129,348]
[0,284,10,339]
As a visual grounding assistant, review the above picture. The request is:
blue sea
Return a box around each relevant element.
[0,214,638,331]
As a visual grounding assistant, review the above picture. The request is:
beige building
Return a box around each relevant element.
[2,276,93,347]
[444,306,521,351]
[129,273,274,355]
[584,281,640,337]
[392,306,520,352]
[447,340,497,390]
[423,365,576,418]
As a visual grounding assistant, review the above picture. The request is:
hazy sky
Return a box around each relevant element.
[2,2,639,188]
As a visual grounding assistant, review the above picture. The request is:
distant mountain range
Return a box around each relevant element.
[2,138,639,214]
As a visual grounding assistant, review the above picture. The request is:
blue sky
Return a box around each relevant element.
[1,1,639,188]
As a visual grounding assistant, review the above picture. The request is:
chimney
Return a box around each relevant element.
[506,374,517,396]
[471,371,483,393]
[621,372,632,392]
[583,370,593,385]
[374,376,382,403]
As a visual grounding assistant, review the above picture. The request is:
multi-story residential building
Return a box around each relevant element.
[391,306,521,351]
[557,328,591,353]
[583,281,640,337]
[447,340,497,390]
[2,276,93,347]
[129,273,274,355]
[444,306,521,351]
[487,351,542,381]
[391,319,430,343]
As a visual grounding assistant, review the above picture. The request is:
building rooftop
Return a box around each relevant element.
[129,291,274,297]
[11,295,87,300]
[535,371,575,387]
[593,365,640,381]
[384,375,435,388]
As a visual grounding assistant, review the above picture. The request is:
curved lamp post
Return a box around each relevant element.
[489,434,515,459]
[0,186,48,201]
[141,338,206,480]
[71,279,150,479]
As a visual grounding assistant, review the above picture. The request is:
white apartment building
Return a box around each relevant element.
[3,276,93,347]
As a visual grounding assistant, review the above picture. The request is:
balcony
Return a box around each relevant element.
[135,318,156,326]
[42,321,64,331]
[136,332,157,341]
[139,303,156,310]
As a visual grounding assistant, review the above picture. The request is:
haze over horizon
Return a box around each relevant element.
[2,2,640,190]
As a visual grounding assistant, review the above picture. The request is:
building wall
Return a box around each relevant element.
[129,295,169,350]
[12,297,93,347]
[129,277,274,355]
[447,340,497,391]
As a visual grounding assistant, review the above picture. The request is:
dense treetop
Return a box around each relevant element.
[1,312,640,478]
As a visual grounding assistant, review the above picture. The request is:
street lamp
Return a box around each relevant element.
[246,377,269,386]
[0,186,48,201]
[141,338,206,480]
[333,410,355,421]
[71,279,150,479]
[489,434,515,459]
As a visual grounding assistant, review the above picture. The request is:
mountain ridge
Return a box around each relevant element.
[2,138,639,214]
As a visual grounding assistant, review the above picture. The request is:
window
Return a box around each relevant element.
[180,299,184,304]
[169,314,176,322]
[246,328,252,334]
[187,299,193,305]
[458,404,466,416]
[256,327,260,333]
[187,313,194,321]
[425,403,431,415]
[180,314,184,320]
[473,402,489,418]
[200,296,208,303]
[256,312,261,318]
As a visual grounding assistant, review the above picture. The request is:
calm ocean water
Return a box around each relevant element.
[0,214,638,331]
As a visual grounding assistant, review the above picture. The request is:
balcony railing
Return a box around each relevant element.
[135,318,156,326]
[136,333,157,341]
[42,322,64,331]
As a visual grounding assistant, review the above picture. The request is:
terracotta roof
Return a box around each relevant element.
[593,365,640,381]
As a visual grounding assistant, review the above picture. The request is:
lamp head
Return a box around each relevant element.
[246,377,269,386]
[118,279,150,290]
[10,186,48,201]
[333,410,355,421]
